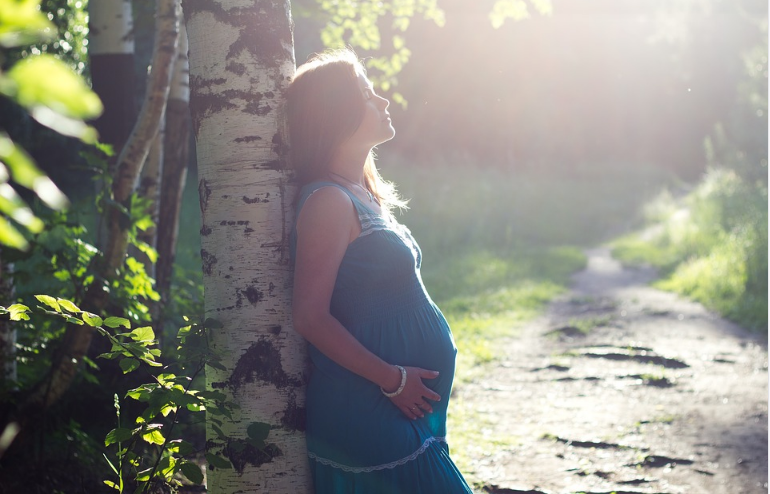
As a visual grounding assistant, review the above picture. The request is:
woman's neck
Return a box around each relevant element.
[329,146,369,184]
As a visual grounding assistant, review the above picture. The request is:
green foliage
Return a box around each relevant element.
[612,168,768,331]
[489,0,552,29]
[4,0,91,75]
[314,0,445,105]
[0,0,100,250]
[0,301,247,492]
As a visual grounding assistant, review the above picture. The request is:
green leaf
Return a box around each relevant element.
[81,312,103,327]
[167,439,194,456]
[134,239,158,263]
[119,358,140,374]
[7,303,29,321]
[105,427,133,446]
[129,326,154,342]
[66,316,85,325]
[103,453,119,476]
[197,390,227,402]
[205,452,232,469]
[34,294,60,312]
[56,298,80,313]
[0,214,27,250]
[158,455,176,479]
[104,316,131,329]
[247,422,271,442]
[0,182,44,232]
[103,480,119,491]
[207,360,227,372]
[0,133,68,210]
[179,462,204,484]
[136,467,152,482]
[0,0,57,47]
[210,423,226,440]
[2,54,103,119]
[141,428,165,446]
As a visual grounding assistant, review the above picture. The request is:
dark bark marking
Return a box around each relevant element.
[268,282,275,296]
[219,220,251,226]
[182,0,293,72]
[245,100,271,116]
[271,132,285,155]
[242,195,261,204]
[280,391,306,432]
[223,440,283,473]
[268,325,281,335]
[188,75,238,137]
[234,135,262,143]
[226,61,246,76]
[201,249,217,275]
[243,286,264,305]
[198,178,211,214]
[244,228,254,234]
[228,339,302,391]
[261,159,283,171]
[200,224,212,236]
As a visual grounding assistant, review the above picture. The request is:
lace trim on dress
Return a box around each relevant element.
[358,210,390,238]
[308,436,447,473]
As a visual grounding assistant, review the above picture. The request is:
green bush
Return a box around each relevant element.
[613,168,768,331]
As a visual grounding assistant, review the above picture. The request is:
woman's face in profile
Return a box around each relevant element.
[344,71,396,150]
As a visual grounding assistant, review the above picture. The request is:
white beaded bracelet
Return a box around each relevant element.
[381,365,407,398]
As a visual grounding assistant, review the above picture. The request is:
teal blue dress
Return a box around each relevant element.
[291,182,473,494]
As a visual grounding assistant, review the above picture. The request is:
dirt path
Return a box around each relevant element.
[460,247,768,494]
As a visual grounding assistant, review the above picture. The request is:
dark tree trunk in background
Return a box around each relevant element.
[89,0,137,152]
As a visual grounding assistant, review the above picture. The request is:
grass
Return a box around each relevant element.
[611,168,768,332]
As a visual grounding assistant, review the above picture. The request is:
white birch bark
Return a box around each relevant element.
[89,0,134,55]
[183,1,309,491]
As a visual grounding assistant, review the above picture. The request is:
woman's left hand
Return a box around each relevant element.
[387,366,441,420]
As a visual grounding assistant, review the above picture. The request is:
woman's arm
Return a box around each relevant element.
[292,187,440,418]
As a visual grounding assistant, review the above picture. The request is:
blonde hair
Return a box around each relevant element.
[287,48,406,214]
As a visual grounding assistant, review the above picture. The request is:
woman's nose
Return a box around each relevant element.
[377,94,389,110]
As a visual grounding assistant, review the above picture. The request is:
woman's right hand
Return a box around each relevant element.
[386,366,441,420]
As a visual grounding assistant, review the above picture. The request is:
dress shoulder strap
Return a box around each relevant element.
[291,181,375,261]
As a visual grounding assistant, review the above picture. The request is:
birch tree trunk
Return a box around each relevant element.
[100,0,180,276]
[182,1,309,491]
[154,21,191,330]
[89,0,136,151]
[136,107,166,278]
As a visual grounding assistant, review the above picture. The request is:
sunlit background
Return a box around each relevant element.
[0,0,766,491]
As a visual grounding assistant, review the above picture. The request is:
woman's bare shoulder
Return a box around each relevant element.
[297,185,355,233]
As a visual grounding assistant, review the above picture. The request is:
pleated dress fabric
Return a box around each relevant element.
[291,182,473,494]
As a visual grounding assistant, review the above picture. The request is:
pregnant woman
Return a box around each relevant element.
[288,49,472,494]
